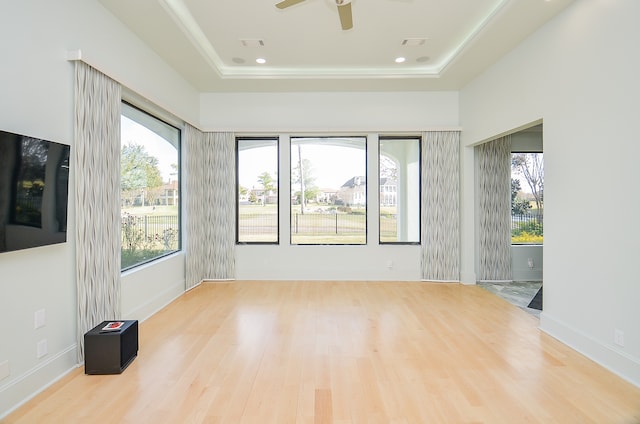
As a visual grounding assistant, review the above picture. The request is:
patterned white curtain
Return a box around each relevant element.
[74,62,121,362]
[477,136,512,281]
[185,125,236,289]
[421,131,460,281]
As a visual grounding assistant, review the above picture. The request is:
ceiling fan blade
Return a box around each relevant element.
[337,3,353,30]
[276,0,306,9]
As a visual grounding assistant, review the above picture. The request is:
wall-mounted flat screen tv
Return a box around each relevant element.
[0,129,70,253]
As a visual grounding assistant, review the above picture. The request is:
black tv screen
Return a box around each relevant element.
[0,129,70,253]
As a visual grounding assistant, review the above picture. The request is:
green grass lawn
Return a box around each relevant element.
[237,204,408,243]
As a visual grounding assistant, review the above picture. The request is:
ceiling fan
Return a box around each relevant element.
[276,0,353,31]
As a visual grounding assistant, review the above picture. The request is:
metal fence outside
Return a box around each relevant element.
[511,212,543,232]
[121,214,180,250]
[208,210,545,243]
[291,213,366,234]
[238,213,278,242]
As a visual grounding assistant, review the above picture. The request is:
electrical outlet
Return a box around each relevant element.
[614,329,625,347]
[0,360,9,381]
[527,258,534,269]
[34,309,46,329]
[37,339,48,358]
[387,260,394,269]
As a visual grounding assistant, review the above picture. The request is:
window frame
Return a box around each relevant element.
[236,136,280,245]
[378,135,422,245]
[120,101,182,272]
[289,135,368,246]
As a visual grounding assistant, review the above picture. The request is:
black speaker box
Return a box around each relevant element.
[84,320,138,374]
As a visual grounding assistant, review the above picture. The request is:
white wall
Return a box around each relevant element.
[121,253,185,321]
[460,0,640,386]
[511,245,543,281]
[201,92,459,281]
[0,0,198,417]
[200,91,459,133]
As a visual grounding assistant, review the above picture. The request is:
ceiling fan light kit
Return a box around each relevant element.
[276,0,353,31]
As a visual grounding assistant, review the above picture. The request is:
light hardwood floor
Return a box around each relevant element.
[5,281,640,423]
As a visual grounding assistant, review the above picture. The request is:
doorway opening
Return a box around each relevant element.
[477,122,543,317]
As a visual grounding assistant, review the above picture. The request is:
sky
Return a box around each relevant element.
[238,143,366,190]
[121,115,179,182]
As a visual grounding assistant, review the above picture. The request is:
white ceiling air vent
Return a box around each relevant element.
[401,38,428,46]
[240,39,265,47]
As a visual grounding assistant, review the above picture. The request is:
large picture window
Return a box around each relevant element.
[379,137,421,244]
[120,102,181,270]
[237,137,279,243]
[290,136,367,245]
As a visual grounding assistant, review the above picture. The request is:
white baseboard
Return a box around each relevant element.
[420,279,461,283]
[478,279,513,283]
[540,312,640,388]
[0,344,78,420]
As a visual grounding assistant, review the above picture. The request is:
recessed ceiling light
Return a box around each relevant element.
[232,57,246,64]
[416,56,430,63]
[256,58,266,64]
[395,57,406,63]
